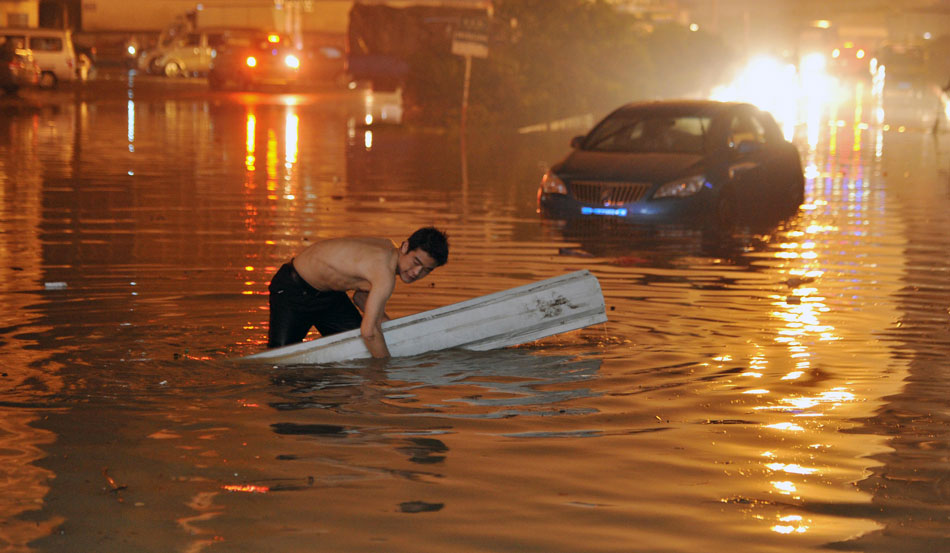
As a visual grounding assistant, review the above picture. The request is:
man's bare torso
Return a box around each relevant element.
[291,237,398,292]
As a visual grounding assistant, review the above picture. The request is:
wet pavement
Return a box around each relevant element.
[1,72,949,552]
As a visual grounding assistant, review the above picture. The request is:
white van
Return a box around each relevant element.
[0,28,76,87]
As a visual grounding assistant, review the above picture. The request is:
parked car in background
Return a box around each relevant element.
[537,100,804,227]
[149,28,264,77]
[207,33,304,90]
[208,33,345,90]
[0,27,76,87]
[1,45,40,95]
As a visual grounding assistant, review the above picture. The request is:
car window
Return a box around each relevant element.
[584,115,709,154]
[728,113,767,149]
[184,33,201,47]
[29,36,63,51]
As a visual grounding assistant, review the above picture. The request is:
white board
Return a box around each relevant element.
[239,270,607,365]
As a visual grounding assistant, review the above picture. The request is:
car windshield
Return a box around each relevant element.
[583,114,710,154]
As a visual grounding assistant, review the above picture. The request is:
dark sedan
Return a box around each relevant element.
[538,100,804,226]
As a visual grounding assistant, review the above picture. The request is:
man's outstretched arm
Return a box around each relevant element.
[358,280,394,359]
[352,290,390,321]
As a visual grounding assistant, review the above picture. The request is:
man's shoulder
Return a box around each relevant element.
[313,236,398,271]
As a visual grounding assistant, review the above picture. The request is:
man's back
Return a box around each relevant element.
[292,236,397,293]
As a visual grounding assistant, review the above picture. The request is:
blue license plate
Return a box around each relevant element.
[581,206,628,216]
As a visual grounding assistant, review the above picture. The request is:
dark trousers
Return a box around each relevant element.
[267,262,362,348]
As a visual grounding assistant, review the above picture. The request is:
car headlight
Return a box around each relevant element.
[246,56,258,68]
[653,175,707,199]
[284,54,300,69]
[540,170,567,195]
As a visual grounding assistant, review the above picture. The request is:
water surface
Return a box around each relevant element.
[1,76,949,552]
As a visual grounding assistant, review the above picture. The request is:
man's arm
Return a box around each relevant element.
[358,278,395,359]
[352,290,390,321]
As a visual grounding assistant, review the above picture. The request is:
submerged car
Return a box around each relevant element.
[538,100,804,226]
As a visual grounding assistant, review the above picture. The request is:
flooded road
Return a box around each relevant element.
[1,73,949,552]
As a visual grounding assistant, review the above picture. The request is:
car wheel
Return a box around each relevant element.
[163,61,182,78]
[39,71,57,89]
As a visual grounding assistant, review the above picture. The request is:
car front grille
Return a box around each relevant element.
[570,181,652,205]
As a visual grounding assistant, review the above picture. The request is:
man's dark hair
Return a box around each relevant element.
[408,227,449,266]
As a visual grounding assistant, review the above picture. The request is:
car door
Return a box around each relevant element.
[179,33,202,72]
[723,107,783,211]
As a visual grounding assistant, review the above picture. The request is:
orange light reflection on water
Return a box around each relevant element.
[223,484,270,494]
[736,77,893,538]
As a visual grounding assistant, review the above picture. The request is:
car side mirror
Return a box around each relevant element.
[570,135,585,149]
[736,140,760,155]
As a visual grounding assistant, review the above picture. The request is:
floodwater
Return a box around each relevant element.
[0,73,949,553]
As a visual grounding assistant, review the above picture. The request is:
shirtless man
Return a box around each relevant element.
[267,227,449,358]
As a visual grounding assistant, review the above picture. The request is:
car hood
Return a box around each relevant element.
[555,151,705,183]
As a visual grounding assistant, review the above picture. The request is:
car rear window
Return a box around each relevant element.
[584,115,710,154]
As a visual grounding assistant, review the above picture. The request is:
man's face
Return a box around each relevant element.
[398,246,439,284]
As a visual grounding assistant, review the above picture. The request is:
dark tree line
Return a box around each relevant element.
[400,0,737,128]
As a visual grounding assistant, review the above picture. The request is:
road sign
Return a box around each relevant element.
[452,16,489,59]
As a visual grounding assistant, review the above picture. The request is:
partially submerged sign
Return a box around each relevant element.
[240,270,607,365]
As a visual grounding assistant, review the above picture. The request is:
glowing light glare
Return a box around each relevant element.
[743,389,770,395]
[765,422,805,431]
[782,371,805,380]
[709,55,798,132]
[127,99,135,151]
[285,112,299,165]
[267,34,280,43]
[766,463,817,475]
[245,113,256,171]
[800,52,826,74]
[856,49,865,59]
[772,481,797,493]
[246,56,257,68]
[816,389,856,403]
[223,484,270,493]
[284,54,300,69]
[772,524,808,534]
[266,129,278,191]
[689,23,699,32]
